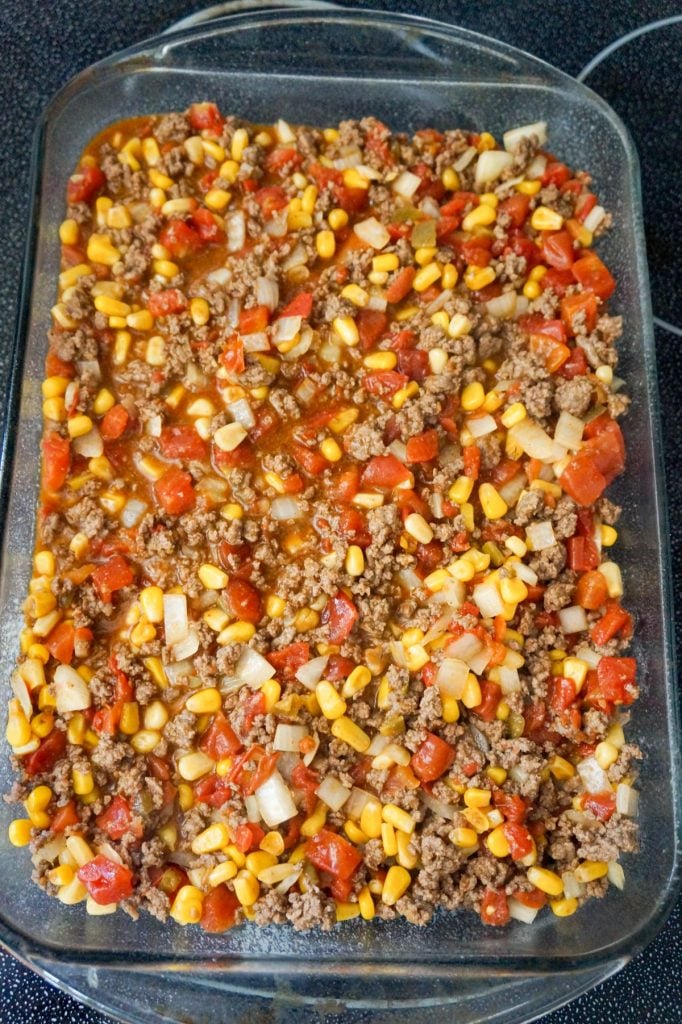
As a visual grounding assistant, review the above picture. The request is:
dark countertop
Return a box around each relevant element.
[1,1,681,1021]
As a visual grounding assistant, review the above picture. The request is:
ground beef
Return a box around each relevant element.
[554,376,593,416]
[286,888,336,931]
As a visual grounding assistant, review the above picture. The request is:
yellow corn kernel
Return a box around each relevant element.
[59,218,79,245]
[574,860,609,884]
[185,298,210,330]
[87,234,120,266]
[25,786,52,817]
[320,437,342,463]
[450,827,478,849]
[446,477,474,507]
[404,513,433,545]
[441,166,460,190]
[549,896,578,917]
[30,710,54,738]
[260,679,281,713]
[462,806,489,834]
[111,330,131,366]
[597,526,617,552]
[522,280,541,301]
[461,381,485,411]
[479,482,508,521]
[325,208,348,232]
[362,350,397,374]
[439,262,457,290]
[174,784,193,814]
[143,701,168,732]
[423,568,450,594]
[412,262,442,292]
[51,303,78,329]
[259,831,285,858]
[379,821,397,858]
[67,415,93,439]
[344,820,368,846]
[414,246,437,266]
[49,863,76,887]
[331,715,371,753]
[531,206,564,232]
[265,594,285,618]
[184,687,222,715]
[548,755,575,781]
[117,701,139,736]
[144,656,167,690]
[334,901,360,922]
[6,699,31,748]
[339,666,370,701]
[392,381,420,410]
[294,607,319,632]
[191,822,231,855]
[360,799,383,840]
[207,860,238,888]
[595,740,620,771]
[178,751,214,781]
[345,545,365,577]
[382,865,411,906]
[245,851,277,878]
[464,788,492,810]
[8,819,32,847]
[327,408,359,436]
[41,376,70,402]
[66,834,94,868]
[448,313,472,339]
[152,259,179,280]
[382,803,414,835]
[464,265,496,290]
[486,826,511,858]
[313,228,336,261]
[170,885,204,926]
[29,590,57,618]
[514,178,541,196]
[333,316,359,347]
[462,204,497,232]
[125,310,153,335]
[137,586,163,624]
[230,127,249,161]
[501,402,528,428]
[499,577,528,605]
[214,422,248,452]
[71,766,94,796]
[217,621,256,645]
[58,263,92,290]
[202,187,231,213]
[301,801,328,838]
[316,681,347,721]
[198,563,229,591]
[353,884,374,921]
[42,396,67,423]
[527,866,564,896]
[144,335,165,367]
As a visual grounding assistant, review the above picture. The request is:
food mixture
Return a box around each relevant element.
[5,106,640,933]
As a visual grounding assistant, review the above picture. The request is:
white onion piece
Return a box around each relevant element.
[436,657,469,699]
[468,646,493,676]
[392,170,421,198]
[164,659,192,684]
[333,151,361,170]
[469,724,490,753]
[607,861,625,890]
[485,291,517,319]
[226,298,241,329]
[431,578,466,608]
[575,645,602,669]
[502,121,548,152]
[256,276,279,310]
[397,567,424,593]
[241,331,270,353]
[356,163,381,181]
[526,520,556,551]
[244,794,261,823]
[185,361,209,390]
[64,381,78,410]
[388,440,408,463]
[77,359,101,381]
[273,315,302,343]
[316,776,351,811]
[514,295,530,317]
[295,378,317,405]
[54,664,92,713]
[508,418,566,463]
[508,898,539,924]
[196,476,228,502]
[446,632,483,664]
[616,783,638,817]
[295,655,329,689]
[173,628,199,662]
[367,294,388,312]
[270,496,304,521]
[498,665,521,694]
[281,330,312,362]
[255,771,297,827]
[467,413,497,438]
[11,672,32,720]
[512,561,538,586]
[561,871,585,899]
[226,211,245,252]
[508,765,529,786]
[498,473,527,507]
[319,339,342,365]
[163,594,188,646]
[583,205,606,233]
[281,243,307,270]
[275,752,298,783]
[144,415,162,439]
[353,216,390,249]
[274,723,309,752]
[475,150,514,187]
[345,787,375,820]
[264,209,288,237]
[206,267,232,286]
[473,581,504,618]
[276,118,295,143]
[31,836,66,867]
[424,288,453,315]
[236,647,276,687]
[421,792,458,821]
[454,146,477,172]
[389,640,408,668]
[95,840,124,866]
[558,604,588,634]
[554,411,584,450]
[275,867,303,894]
[421,610,455,646]
[73,427,103,458]
[228,398,255,430]
[303,734,320,767]
[577,756,610,794]
[526,154,547,180]
[367,733,390,757]
[420,196,442,219]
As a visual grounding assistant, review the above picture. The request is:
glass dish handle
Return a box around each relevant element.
[165,0,343,35]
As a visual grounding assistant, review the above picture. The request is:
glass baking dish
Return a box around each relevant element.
[0,7,679,1023]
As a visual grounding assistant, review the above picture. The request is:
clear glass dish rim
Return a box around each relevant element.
[0,2,679,987]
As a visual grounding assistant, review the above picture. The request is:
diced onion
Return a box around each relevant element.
[303,734,319,767]
[512,561,538,586]
[144,415,162,439]
[526,154,547,180]
[473,581,504,618]
[227,212,245,252]
[164,659,193,685]
[226,298,241,329]
[485,291,517,319]
[420,196,442,220]
[31,836,66,866]
[421,792,458,821]
[295,378,317,405]
[436,657,469,699]
[256,276,279,310]
[575,645,602,668]
[196,476,228,502]
[446,632,483,665]
[367,294,388,312]
[95,840,124,865]
[270,496,304,521]
[367,734,390,757]
[554,411,584,450]
[508,418,566,463]
[498,665,521,694]
[616,782,638,817]
[236,647,276,688]
[241,331,270,353]
[264,208,288,237]
[273,315,302,344]
[77,359,101,381]
[514,295,530,317]
[577,756,610,794]
[11,673,32,720]
[475,150,514,187]
[508,898,539,924]
[255,770,298,827]
[281,329,313,362]
[244,794,261,823]
[172,628,199,662]
[397,567,424,592]
[424,289,453,315]
[454,146,477,172]
[316,776,351,811]
[274,723,309,752]
[275,866,303,894]
[295,655,329,689]
[498,473,527,508]
[356,163,382,181]
[502,121,548,152]
[561,871,585,899]
[54,664,92,713]
[344,787,375,820]
[73,427,103,458]
[431,579,466,608]
[389,640,407,668]
[228,398,256,430]
[333,151,362,170]
[163,593,188,646]
[421,610,453,646]
[388,440,408,463]
[206,267,231,286]
[526,520,556,551]
[392,170,422,199]
[353,217,390,250]
[467,413,497,438]
[607,861,625,890]
[281,243,307,271]
[558,604,588,634]
[583,205,606,233]
[276,118,295,143]
[468,647,493,676]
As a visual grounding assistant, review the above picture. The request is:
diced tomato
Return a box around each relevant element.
[364,370,409,399]
[198,169,218,194]
[279,291,314,319]
[471,680,502,722]
[333,184,368,213]
[529,332,570,373]
[292,442,329,476]
[220,334,246,376]
[154,467,196,515]
[584,420,625,481]
[191,207,225,245]
[254,186,289,216]
[411,732,455,782]
[406,429,439,463]
[338,507,371,547]
[463,445,481,481]
[502,822,534,860]
[583,792,617,822]
[542,230,575,270]
[460,239,491,267]
[415,540,444,574]
[572,252,615,300]
[51,799,79,833]
[306,828,363,880]
[250,406,279,443]
[45,351,75,379]
[280,472,304,494]
[100,404,129,442]
[440,191,478,217]
[159,425,207,461]
[513,888,547,910]
[188,102,224,133]
[148,289,187,317]
[96,795,143,841]
[493,790,528,824]
[385,266,416,304]
[239,305,270,334]
[593,656,636,705]
[560,453,607,506]
[78,855,134,905]
[575,570,607,610]
[361,454,411,489]
[395,488,430,521]
[356,309,388,350]
[396,349,429,381]
[193,772,233,808]
[549,675,576,713]
[560,290,598,336]
[321,590,358,644]
[480,889,510,927]
[491,458,522,488]
[92,554,133,601]
[575,192,597,222]
[45,621,75,664]
[150,864,189,902]
[265,147,302,173]
[540,267,575,297]
[504,230,542,269]
[558,345,589,379]
[234,822,266,854]
[226,577,262,624]
[291,761,320,815]
[542,161,571,188]
[267,642,310,679]
[566,535,599,573]
[240,691,267,734]
[325,654,356,682]
[67,164,106,204]
[42,433,71,492]
[159,220,201,259]
[499,193,530,228]
[200,712,242,761]
[200,884,241,933]
[239,749,279,796]
[331,465,360,503]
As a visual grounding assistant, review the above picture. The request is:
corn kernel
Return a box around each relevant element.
[331,715,371,752]
[461,381,485,412]
[382,803,414,835]
[448,313,472,339]
[214,422,248,452]
[170,885,204,925]
[548,755,575,780]
[320,437,342,462]
[198,563,229,590]
[501,402,527,428]
[345,545,365,577]
[527,866,563,896]
[316,680,347,720]
[333,316,359,347]
[186,688,222,715]
[191,822,231,855]
[382,865,411,906]
[67,415,93,439]
[178,751,214,781]
[574,860,609,884]
[450,827,478,849]
[87,234,120,266]
[601,524,618,547]
[441,263,458,290]
[8,820,32,847]
[265,594,286,618]
[464,265,496,290]
[462,204,497,232]
[412,262,442,292]
[531,206,564,231]
[217,621,256,645]
[404,513,433,544]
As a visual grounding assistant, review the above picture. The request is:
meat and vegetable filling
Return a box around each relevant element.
[5,107,640,932]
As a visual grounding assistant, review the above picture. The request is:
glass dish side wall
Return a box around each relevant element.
[0,10,678,977]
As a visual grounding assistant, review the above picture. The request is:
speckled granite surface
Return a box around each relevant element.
[0,1,680,1021]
